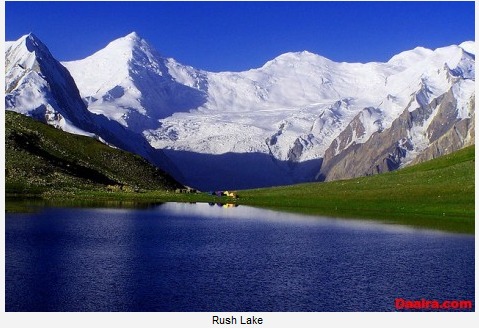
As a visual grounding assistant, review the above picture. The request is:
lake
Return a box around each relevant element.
[5,202,474,311]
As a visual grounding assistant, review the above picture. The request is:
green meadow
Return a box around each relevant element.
[237,145,475,234]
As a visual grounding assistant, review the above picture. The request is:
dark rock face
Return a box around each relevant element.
[287,138,304,162]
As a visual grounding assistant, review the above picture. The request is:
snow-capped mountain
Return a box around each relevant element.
[63,32,206,133]
[6,33,97,136]
[6,32,475,190]
[5,33,181,178]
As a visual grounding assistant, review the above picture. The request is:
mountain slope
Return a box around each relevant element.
[5,111,182,195]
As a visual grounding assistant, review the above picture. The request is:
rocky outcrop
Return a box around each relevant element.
[411,96,475,164]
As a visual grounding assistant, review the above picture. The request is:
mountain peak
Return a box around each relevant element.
[387,46,434,67]
[25,32,39,41]
[124,31,141,40]
[19,32,49,53]
[104,31,155,55]
[6,32,54,70]
[261,50,330,70]
[278,50,319,60]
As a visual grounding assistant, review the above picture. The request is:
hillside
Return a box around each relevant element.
[5,111,182,196]
[237,145,475,233]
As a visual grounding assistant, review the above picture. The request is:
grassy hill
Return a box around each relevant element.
[5,111,182,196]
[237,145,475,234]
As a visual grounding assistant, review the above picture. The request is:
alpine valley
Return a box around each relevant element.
[5,32,475,190]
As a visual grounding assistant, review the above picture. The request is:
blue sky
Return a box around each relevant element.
[5,1,475,72]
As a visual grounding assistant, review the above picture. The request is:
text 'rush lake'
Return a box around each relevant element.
[5,202,474,311]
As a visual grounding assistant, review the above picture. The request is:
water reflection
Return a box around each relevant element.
[209,203,239,208]
[5,197,165,213]
[154,203,450,235]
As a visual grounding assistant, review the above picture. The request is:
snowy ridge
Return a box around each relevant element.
[142,38,473,165]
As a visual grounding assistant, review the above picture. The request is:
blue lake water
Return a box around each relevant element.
[5,202,474,312]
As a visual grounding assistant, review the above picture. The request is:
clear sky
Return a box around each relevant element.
[5,1,475,72]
